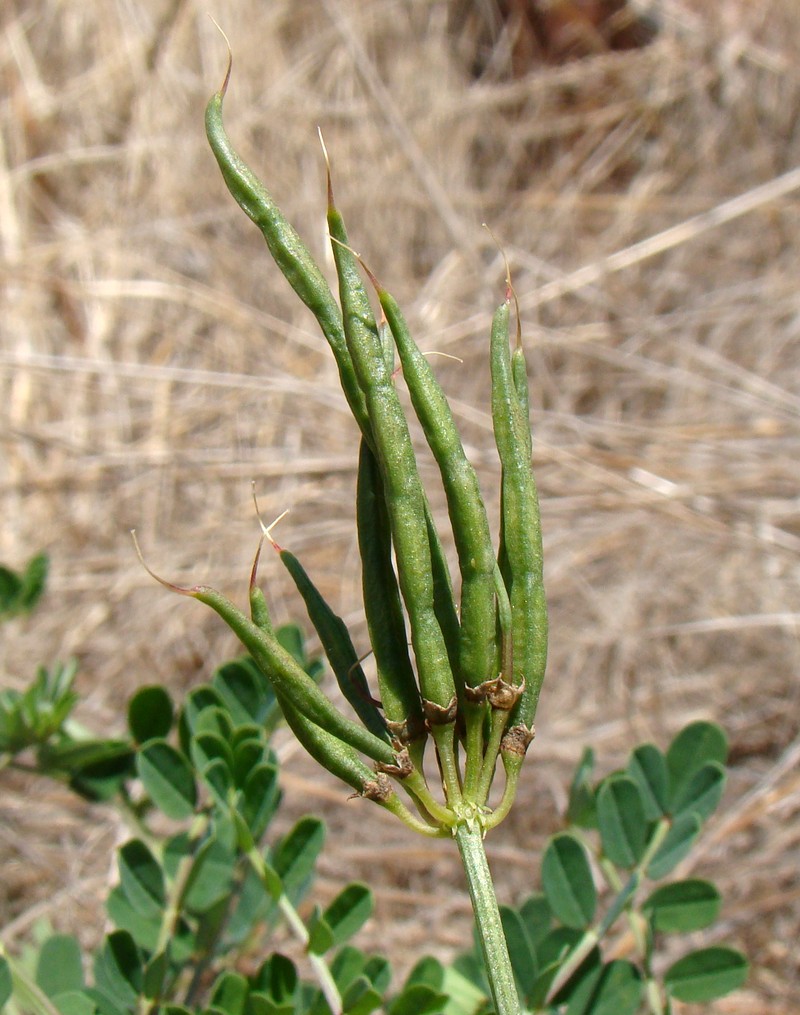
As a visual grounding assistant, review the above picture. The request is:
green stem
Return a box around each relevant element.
[245,839,343,1015]
[454,822,520,1015]
[278,896,343,1015]
[482,756,523,831]
[0,944,62,1015]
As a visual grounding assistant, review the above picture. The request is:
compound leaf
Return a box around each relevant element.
[128,686,173,744]
[627,743,668,820]
[643,879,722,933]
[666,722,727,809]
[137,739,196,819]
[596,776,648,869]
[664,947,748,1002]
[647,813,701,880]
[542,834,596,929]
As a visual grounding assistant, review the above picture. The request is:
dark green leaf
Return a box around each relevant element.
[178,686,225,752]
[271,816,325,904]
[321,883,373,949]
[201,757,234,807]
[0,552,48,618]
[567,747,596,827]
[179,834,237,913]
[667,722,727,809]
[0,564,22,613]
[118,839,165,919]
[137,739,197,819]
[275,624,306,667]
[51,991,98,1015]
[329,946,371,998]
[36,933,84,997]
[565,959,643,1015]
[405,956,444,990]
[664,947,748,1002]
[210,971,249,1015]
[388,984,448,1015]
[342,976,383,1015]
[627,743,669,820]
[596,776,648,869]
[670,761,726,824]
[499,905,537,997]
[252,954,297,1002]
[248,994,294,1015]
[20,553,49,612]
[106,885,161,952]
[647,814,701,879]
[191,731,235,776]
[241,762,281,839]
[194,704,234,741]
[0,957,12,1009]
[232,737,267,786]
[541,834,597,929]
[128,685,173,744]
[225,864,274,942]
[519,893,551,949]
[440,963,489,1015]
[213,656,273,727]
[643,879,721,933]
[142,949,170,1000]
[307,907,335,955]
[64,741,136,802]
[363,955,391,995]
[93,931,142,1008]
[531,928,600,1006]
[450,952,488,995]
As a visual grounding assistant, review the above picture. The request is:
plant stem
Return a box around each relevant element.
[454,822,520,1015]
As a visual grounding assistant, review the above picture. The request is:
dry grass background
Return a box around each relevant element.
[1,0,799,1010]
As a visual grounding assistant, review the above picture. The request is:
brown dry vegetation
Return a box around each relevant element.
[1,0,799,1011]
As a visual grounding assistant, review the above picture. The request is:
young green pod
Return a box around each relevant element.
[191,585,397,767]
[327,228,456,718]
[204,61,370,439]
[376,284,497,696]
[276,688,389,798]
[356,439,425,742]
[326,184,460,698]
[490,301,548,730]
[275,543,390,744]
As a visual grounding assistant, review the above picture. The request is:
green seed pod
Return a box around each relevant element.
[191,585,397,767]
[356,439,425,742]
[275,543,390,744]
[276,688,388,798]
[204,62,370,440]
[376,284,496,697]
[249,539,274,635]
[326,182,460,695]
[327,232,455,717]
[490,302,548,729]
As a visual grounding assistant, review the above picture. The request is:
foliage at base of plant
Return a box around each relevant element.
[1,558,747,1015]
[452,721,747,1013]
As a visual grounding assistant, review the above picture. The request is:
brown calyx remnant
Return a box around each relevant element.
[359,772,394,803]
[386,715,427,746]
[422,695,459,727]
[464,676,524,711]
[501,724,535,758]
[375,749,414,780]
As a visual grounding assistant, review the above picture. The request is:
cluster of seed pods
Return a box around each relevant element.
[197,54,547,837]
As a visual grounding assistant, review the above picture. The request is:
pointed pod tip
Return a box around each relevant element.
[251,483,289,551]
[130,530,202,597]
[317,127,335,208]
[208,15,232,98]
